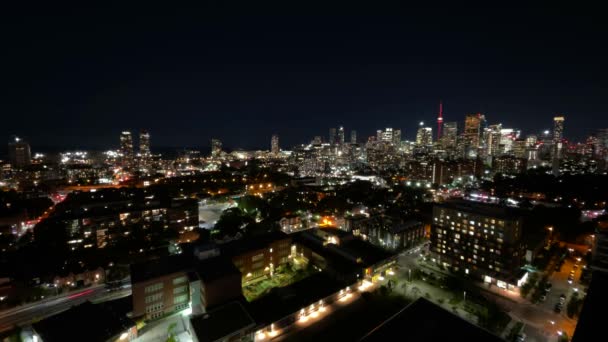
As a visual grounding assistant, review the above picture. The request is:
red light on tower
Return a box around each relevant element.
[437,101,444,140]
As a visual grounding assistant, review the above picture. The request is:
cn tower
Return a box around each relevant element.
[437,101,443,140]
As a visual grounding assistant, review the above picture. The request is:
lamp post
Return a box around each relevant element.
[463,291,466,304]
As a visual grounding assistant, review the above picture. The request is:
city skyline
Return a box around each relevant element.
[2,4,608,149]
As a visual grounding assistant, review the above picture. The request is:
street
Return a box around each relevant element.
[0,285,131,333]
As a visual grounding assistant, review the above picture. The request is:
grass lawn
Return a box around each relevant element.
[243,264,315,301]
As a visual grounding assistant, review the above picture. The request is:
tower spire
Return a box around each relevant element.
[437,100,444,140]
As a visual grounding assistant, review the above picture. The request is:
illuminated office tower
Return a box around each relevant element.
[329,128,337,145]
[139,130,151,158]
[350,130,357,144]
[553,116,565,158]
[8,136,31,167]
[211,139,222,158]
[416,126,433,146]
[382,128,394,142]
[376,130,383,141]
[338,126,345,145]
[525,135,537,147]
[441,122,458,149]
[464,114,484,149]
[120,131,134,167]
[271,134,280,154]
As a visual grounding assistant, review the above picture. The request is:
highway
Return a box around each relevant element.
[0,285,131,333]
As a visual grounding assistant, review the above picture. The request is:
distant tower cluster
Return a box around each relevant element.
[120,131,134,167]
[271,134,280,155]
[211,139,223,158]
[8,136,31,168]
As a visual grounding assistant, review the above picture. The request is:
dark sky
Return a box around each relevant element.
[2,3,607,151]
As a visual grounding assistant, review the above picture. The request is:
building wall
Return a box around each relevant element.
[431,205,525,285]
[232,238,291,281]
[132,271,190,320]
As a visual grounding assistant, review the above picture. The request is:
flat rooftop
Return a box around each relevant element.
[220,231,290,257]
[190,301,255,342]
[435,199,524,220]
[32,301,135,342]
[360,298,503,341]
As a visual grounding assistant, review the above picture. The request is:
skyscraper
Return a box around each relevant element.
[416,126,433,146]
[464,114,483,149]
[552,116,565,175]
[376,130,383,141]
[329,128,337,145]
[553,116,565,142]
[139,130,151,158]
[8,136,31,168]
[441,122,458,149]
[120,131,134,167]
[338,126,345,145]
[393,129,402,145]
[271,134,280,154]
[211,139,222,158]
[350,130,357,144]
[382,128,394,142]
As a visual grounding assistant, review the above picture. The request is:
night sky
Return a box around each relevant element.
[2,4,607,151]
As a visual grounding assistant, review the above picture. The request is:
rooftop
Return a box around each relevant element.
[190,301,255,342]
[32,301,135,342]
[130,254,195,284]
[435,199,524,220]
[359,298,503,342]
[195,256,241,283]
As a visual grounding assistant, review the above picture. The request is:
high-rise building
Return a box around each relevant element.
[512,139,527,158]
[553,116,565,142]
[329,128,337,145]
[139,130,151,158]
[376,130,383,141]
[525,135,537,147]
[464,114,484,150]
[381,128,393,142]
[271,134,280,154]
[441,122,458,149]
[431,200,526,288]
[480,124,501,158]
[338,126,345,145]
[120,131,134,167]
[312,136,323,145]
[211,139,222,158]
[8,136,31,168]
[393,129,401,145]
[416,126,433,146]
[350,130,357,144]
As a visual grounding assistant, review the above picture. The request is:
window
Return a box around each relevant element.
[145,283,163,293]
[251,253,264,262]
[173,276,187,285]
[145,293,163,304]
[173,285,187,294]
[174,294,188,304]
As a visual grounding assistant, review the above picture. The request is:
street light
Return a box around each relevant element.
[463,291,466,303]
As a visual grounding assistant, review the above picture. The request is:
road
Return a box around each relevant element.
[0,285,131,333]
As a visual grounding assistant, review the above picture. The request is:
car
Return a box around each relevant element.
[559,294,566,304]
[554,304,562,313]
[516,332,526,342]
[540,295,547,302]
[573,264,579,270]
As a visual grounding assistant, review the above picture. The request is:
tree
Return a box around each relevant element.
[214,208,254,237]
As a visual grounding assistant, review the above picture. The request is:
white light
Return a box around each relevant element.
[119,332,129,340]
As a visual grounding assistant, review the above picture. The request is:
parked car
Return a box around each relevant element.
[516,332,526,342]
[540,295,547,302]
[554,304,562,313]
[559,294,566,304]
